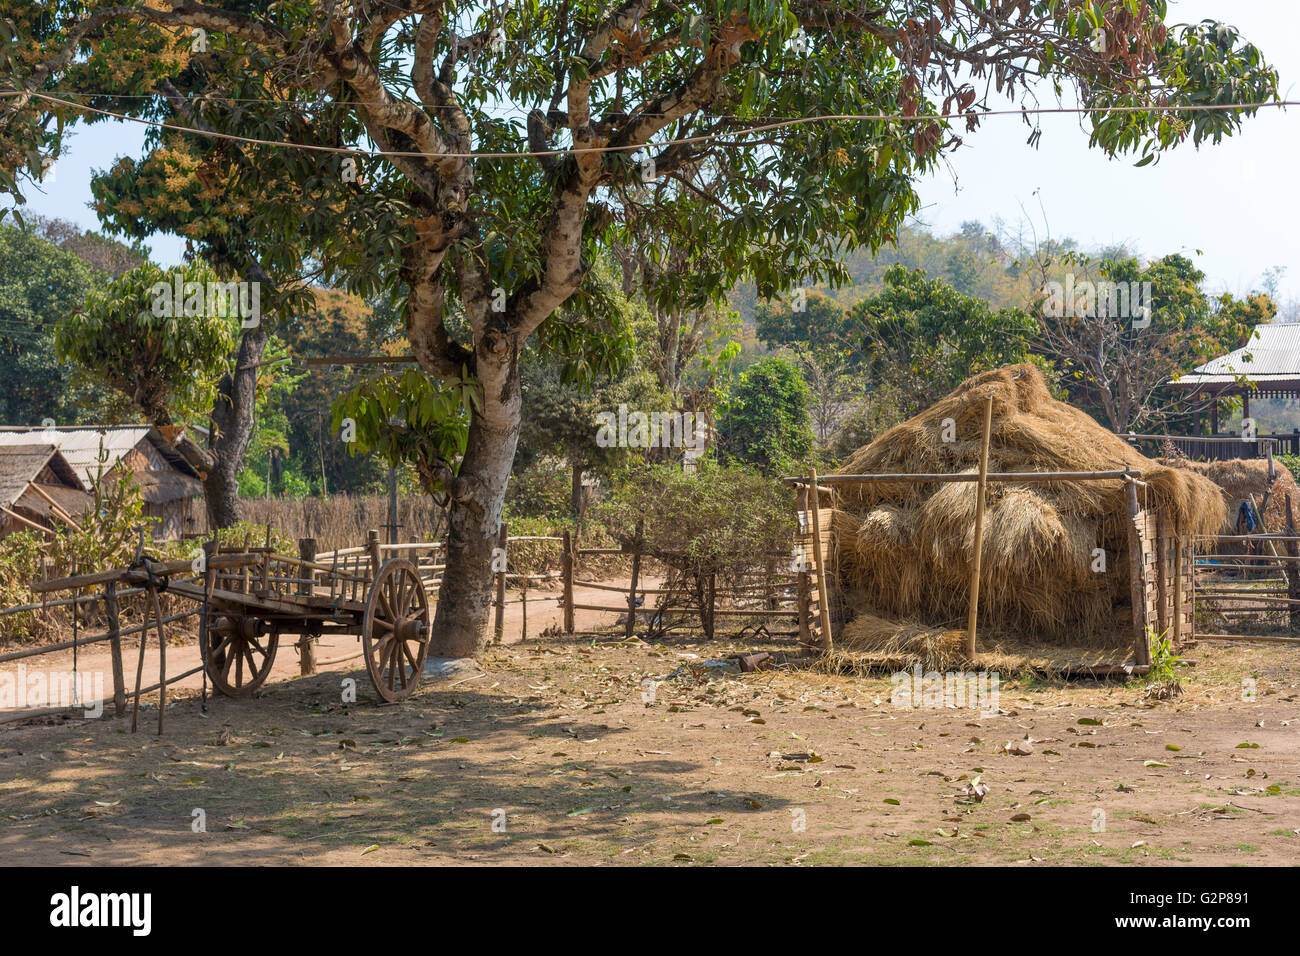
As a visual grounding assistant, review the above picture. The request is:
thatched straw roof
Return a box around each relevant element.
[0,444,84,510]
[0,426,202,504]
[833,364,1226,646]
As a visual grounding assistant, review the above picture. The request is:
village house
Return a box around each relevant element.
[0,426,204,540]
[0,444,90,538]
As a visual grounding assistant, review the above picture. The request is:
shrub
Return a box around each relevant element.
[593,462,795,580]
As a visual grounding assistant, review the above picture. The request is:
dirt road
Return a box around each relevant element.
[0,627,1296,866]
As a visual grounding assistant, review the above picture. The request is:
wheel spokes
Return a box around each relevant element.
[365,563,428,701]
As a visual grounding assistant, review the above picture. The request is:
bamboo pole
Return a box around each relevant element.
[808,468,833,652]
[24,482,79,527]
[1287,496,1300,630]
[782,469,1143,486]
[147,581,167,735]
[0,505,53,536]
[625,518,644,640]
[797,571,811,646]
[130,603,148,734]
[493,522,508,643]
[965,396,994,659]
[1197,633,1300,644]
[561,530,575,634]
[105,581,126,717]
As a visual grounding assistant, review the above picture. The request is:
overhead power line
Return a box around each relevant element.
[1,89,1294,163]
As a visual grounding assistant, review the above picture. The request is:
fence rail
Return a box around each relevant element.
[1122,431,1292,462]
[1192,515,1300,641]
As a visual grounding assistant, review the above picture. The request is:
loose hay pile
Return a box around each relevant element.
[832,364,1226,663]
[1160,457,1300,536]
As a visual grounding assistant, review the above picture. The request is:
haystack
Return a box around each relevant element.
[833,364,1226,652]
[1159,457,1300,536]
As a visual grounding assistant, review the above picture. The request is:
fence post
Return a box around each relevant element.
[808,468,833,653]
[1126,476,1152,667]
[562,530,575,634]
[297,537,318,676]
[494,522,507,643]
[1155,508,1169,639]
[965,396,993,659]
[625,518,644,640]
[367,529,382,579]
[1172,518,1184,648]
[105,581,126,718]
[1286,496,1300,630]
[797,570,811,646]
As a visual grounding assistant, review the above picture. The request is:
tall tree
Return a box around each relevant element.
[754,291,851,352]
[1030,251,1264,431]
[0,224,120,425]
[717,355,813,474]
[849,263,1039,415]
[2,2,1277,657]
[55,261,239,427]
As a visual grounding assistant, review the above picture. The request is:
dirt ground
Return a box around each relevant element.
[1,598,1298,866]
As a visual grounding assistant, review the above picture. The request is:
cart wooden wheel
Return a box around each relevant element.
[363,559,431,702]
[204,607,279,697]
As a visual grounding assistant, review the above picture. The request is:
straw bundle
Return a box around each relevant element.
[834,364,1226,647]
[1160,457,1299,535]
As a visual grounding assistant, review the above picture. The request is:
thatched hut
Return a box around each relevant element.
[0,444,90,538]
[0,426,203,540]
[829,364,1227,658]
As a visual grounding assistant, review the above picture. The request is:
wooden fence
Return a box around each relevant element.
[0,520,824,731]
[1193,502,1300,644]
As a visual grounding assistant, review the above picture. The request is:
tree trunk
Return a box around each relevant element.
[571,459,584,521]
[203,322,268,529]
[428,350,521,658]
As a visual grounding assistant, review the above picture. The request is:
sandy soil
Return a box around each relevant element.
[0,610,1297,866]
[0,577,655,719]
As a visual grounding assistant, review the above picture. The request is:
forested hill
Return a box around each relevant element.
[731,220,1115,325]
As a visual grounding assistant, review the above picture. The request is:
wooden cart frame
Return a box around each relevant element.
[170,531,433,702]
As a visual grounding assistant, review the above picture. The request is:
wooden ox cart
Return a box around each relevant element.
[30,530,437,706]
[176,532,434,702]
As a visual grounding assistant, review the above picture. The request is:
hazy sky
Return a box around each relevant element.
[913,0,1299,303]
[8,1,1297,302]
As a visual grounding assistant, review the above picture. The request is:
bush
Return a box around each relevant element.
[505,458,573,523]
[1276,453,1300,487]
[0,472,148,642]
[592,462,795,581]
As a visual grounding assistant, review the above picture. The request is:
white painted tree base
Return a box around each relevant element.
[422,656,482,679]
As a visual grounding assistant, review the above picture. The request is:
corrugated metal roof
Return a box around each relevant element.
[1170,324,1300,385]
[0,426,201,486]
